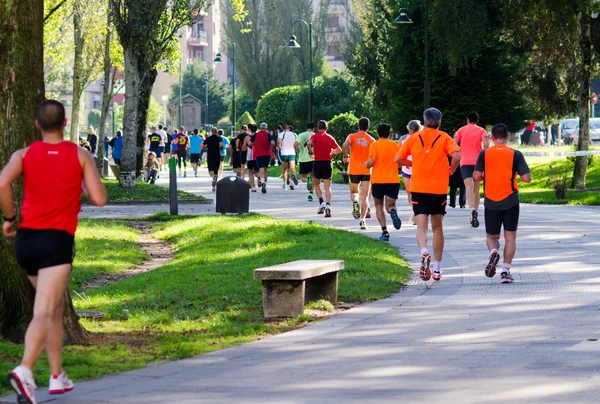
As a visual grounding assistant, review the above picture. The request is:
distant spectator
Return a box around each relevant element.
[110,130,123,165]
[87,127,98,157]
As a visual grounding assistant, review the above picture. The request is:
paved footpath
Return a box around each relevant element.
[5,169,600,403]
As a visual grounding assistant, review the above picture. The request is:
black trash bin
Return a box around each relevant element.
[216,176,250,214]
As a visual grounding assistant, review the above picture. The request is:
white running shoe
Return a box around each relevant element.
[49,372,74,395]
[7,365,37,404]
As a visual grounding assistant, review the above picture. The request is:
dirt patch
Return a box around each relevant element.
[82,221,174,290]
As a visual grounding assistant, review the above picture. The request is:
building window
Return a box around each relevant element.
[328,15,340,28]
[327,45,341,57]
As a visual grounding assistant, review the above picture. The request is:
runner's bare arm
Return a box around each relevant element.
[483,133,490,149]
[342,140,350,162]
[277,137,282,150]
[0,149,25,236]
[395,157,412,166]
[365,157,375,169]
[79,148,107,207]
[294,140,300,153]
[449,151,461,175]
[520,173,532,183]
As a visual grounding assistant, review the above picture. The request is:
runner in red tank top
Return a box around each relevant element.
[0,100,106,404]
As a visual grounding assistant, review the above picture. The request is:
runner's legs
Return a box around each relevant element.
[503,230,517,264]
[360,181,370,219]
[324,179,332,204]
[431,214,444,262]
[22,264,71,375]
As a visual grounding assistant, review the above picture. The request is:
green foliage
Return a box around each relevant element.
[255,85,301,128]
[171,60,231,125]
[87,109,101,129]
[328,112,359,170]
[256,75,377,129]
[236,111,256,130]
[328,112,359,148]
[0,215,410,395]
[234,89,257,118]
[220,0,328,101]
[147,97,163,127]
[347,0,529,133]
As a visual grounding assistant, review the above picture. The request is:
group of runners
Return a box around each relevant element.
[0,100,532,404]
[145,125,230,181]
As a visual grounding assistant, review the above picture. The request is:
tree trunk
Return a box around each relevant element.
[119,47,139,187]
[0,0,43,341]
[120,47,158,188]
[572,6,593,190]
[70,4,85,143]
[97,16,113,177]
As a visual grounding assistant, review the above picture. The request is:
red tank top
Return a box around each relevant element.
[20,141,83,236]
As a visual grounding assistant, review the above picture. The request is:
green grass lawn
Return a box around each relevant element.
[0,215,409,395]
[91,179,203,203]
[0,219,147,395]
[519,157,600,205]
[71,219,148,292]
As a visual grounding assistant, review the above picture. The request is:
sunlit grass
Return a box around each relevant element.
[0,215,409,395]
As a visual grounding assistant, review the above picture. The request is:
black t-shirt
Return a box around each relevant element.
[166,133,174,148]
[87,134,98,153]
[237,132,248,150]
[204,135,222,160]
[148,133,161,149]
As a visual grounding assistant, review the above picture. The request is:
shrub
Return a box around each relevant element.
[87,109,101,130]
[236,111,256,130]
[328,112,359,171]
[255,85,301,129]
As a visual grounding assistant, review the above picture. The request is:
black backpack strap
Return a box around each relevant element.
[418,134,425,147]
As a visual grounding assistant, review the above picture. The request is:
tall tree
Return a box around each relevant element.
[220,0,329,101]
[0,0,43,341]
[347,0,528,132]
[506,0,598,189]
[70,0,109,142]
[110,0,208,187]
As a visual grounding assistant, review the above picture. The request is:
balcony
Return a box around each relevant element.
[188,31,208,47]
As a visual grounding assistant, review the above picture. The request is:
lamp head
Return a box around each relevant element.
[286,35,301,48]
[213,53,223,63]
[395,8,413,24]
[203,74,209,83]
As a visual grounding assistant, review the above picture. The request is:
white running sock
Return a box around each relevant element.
[432,260,441,273]
[490,248,498,256]
[420,247,429,256]
[502,263,511,272]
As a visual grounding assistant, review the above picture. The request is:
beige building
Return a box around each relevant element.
[316,0,355,70]
[152,0,229,107]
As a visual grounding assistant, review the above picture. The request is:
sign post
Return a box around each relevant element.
[169,157,178,216]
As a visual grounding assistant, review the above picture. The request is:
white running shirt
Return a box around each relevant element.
[278,131,297,156]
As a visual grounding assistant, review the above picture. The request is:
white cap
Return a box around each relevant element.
[260,122,268,129]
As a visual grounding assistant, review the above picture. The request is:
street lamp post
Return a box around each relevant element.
[214,41,236,130]
[178,62,183,127]
[161,95,168,127]
[286,20,313,123]
[204,74,209,127]
[396,1,430,110]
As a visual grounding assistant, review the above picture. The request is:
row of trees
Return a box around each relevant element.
[0,0,212,341]
[347,0,600,188]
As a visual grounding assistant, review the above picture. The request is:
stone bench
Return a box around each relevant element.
[254,260,344,318]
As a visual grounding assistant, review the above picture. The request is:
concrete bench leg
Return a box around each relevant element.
[261,280,305,318]
[305,272,338,305]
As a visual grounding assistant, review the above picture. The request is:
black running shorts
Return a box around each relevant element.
[350,174,371,184]
[190,153,201,164]
[372,183,400,200]
[461,165,475,180]
[411,192,447,216]
[207,158,220,174]
[299,161,314,175]
[15,229,75,276]
[247,160,257,170]
[313,161,332,180]
[240,151,248,164]
[485,204,520,234]
[256,155,271,169]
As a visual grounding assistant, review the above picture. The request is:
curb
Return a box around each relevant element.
[83,199,213,206]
